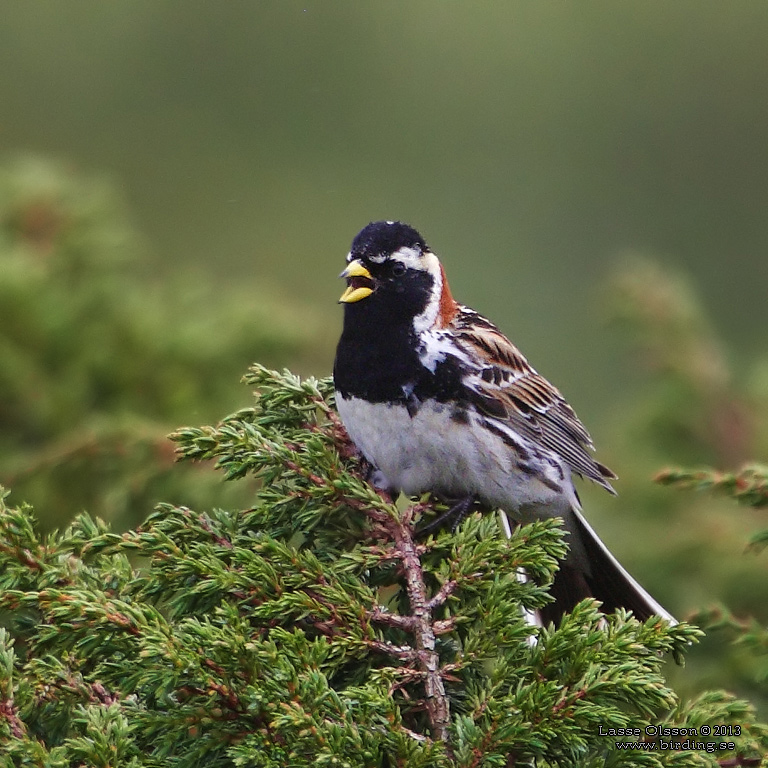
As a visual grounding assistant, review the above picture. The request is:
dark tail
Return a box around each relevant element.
[538,508,676,626]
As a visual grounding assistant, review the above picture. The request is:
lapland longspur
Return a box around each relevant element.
[333,220,674,625]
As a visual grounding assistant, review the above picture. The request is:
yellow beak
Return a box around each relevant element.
[338,259,374,303]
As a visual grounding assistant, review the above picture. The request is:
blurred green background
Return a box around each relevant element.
[1,1,766,713]
[6,0,768,370]
[3,2,767,372]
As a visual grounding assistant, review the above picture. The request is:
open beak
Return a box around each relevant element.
[338,259,375,303]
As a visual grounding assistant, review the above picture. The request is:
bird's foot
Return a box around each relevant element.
[417,495,477,536]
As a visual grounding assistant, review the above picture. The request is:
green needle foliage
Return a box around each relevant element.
[604,258,768,718]
[0,155,317,531]
[656,464,768,694]
[656,466,768,518]
[2,366,767,766]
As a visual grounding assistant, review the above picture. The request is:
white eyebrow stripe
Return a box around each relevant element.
[391,246,427,270]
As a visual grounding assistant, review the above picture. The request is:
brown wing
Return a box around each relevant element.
[451,308,617,492]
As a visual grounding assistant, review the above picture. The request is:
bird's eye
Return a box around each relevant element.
[391,262,406,277]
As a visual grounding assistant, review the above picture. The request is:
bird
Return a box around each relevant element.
[333,220,675,626]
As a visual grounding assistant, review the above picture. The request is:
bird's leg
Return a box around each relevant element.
[360,459,398,495]
[417,495,477,536]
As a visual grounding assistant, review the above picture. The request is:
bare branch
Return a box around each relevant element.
[426,579,458,611]
[384,509,451,744]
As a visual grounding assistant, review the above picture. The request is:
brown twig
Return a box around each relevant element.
[327,424,454,745]
[88,681,120,706]
[426,579,458,611]
[717,757,762,767]
[0,698,27,739]
[382,508,452,743]
[366,639,419,661]
[369,606,416,631]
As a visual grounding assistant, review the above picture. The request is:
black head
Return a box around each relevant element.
[338,221,442,324]
[349,221,429,263]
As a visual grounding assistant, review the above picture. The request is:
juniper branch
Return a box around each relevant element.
[2,366,767,765]
[384,504,451,745]
[655,464,768,509]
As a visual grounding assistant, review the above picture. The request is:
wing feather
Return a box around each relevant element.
[451,307,616,492]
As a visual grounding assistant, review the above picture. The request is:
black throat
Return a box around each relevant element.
[334,302,469,410]
[333,255,468,406]
[334,304,423,402]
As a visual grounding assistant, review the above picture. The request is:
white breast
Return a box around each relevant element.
[335,393,572,516]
